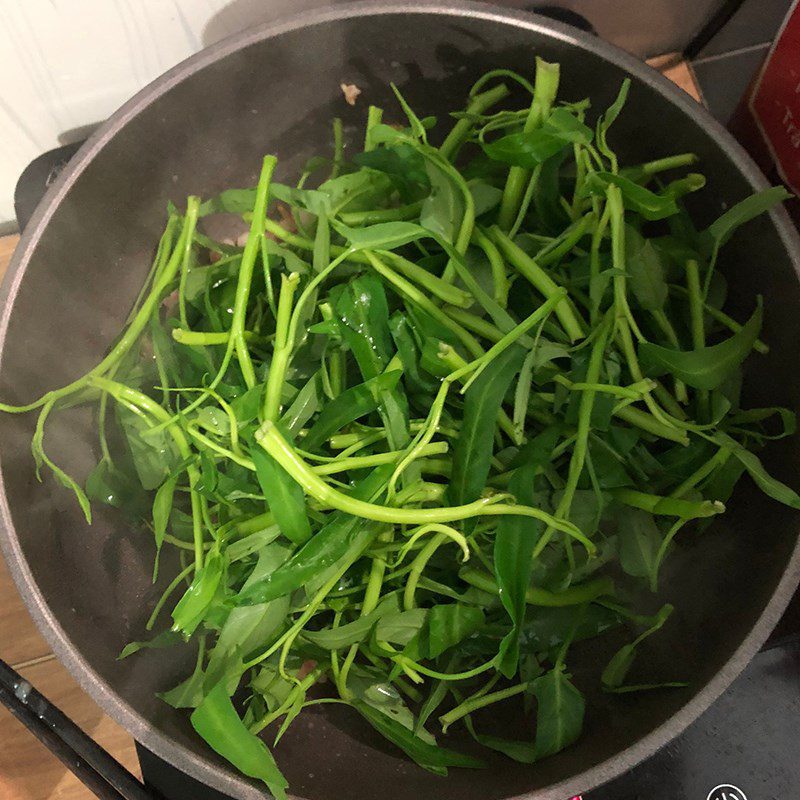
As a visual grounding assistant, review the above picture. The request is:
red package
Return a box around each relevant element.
[750,3,800,194]
[729,0,800,222]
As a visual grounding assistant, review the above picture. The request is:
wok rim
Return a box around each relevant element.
[1,3,799,798]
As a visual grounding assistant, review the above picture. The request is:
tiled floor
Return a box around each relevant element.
[0,56,701,800]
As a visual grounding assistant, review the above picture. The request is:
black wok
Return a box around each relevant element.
[1,3,800,799]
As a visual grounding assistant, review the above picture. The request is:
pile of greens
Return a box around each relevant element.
[3,59,799,797]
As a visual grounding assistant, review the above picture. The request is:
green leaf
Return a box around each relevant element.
[354,144,430,200]
[424,604,485,659]
[596,79,630,160]
[420,161,464,244]
[270,182,330,217]
[280,373,320,435]
[198,188,257,216]
[390,83,428,142]
[159,654,208,709]
[612,487,724,519]
[617,507,661,579]
[334,275,409,451]
[348,666,435,743]
[261,238,310,277]
[304,596,400,649]
[334,274,394,378]
[196,450,219,496]
[584,172,680,220]
[318,169,393,211]
[206,543,292,685]
[604,681,688,694]
[171,553,225,637]
[601,643,637,689]
[117,405,179,490]
[302,370,402,451]
[252,445,312,544]
[416,675,452,733]
[713,432,800,509]
[152,475,178,556]
[625,226,667,311]
[469,181,503,217]
[483,108,592,168]
[495,427,560,677]
[85,458,136,510]
[333,220,429,251]
[353,702,484,775]
[229,385,263,426]
[707,186,792,249]
[389,312,438,394]
[196,406,231,436]
[375,608,428,646]
[602,603,674,688]
[191,681,289,800]
[118,629,181,659]
[639,299,762,390]
[449,345,526,507]
[235,466,392,606]
[531,665,585,759]
[520,604,621,654]
[469,729,536,763]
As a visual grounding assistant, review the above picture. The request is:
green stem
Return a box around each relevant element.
[589,202,610,325]
[460,567,614,607]
[177,197,200,328]
[533,318,609,558]
[404,532,447,610]
[251,668,323,734]
[554,373,656,400]
[263,272,300,421]
[613,487,725,518]
[508,165,541,239]
[439,680,532,731]
[472,227,509,306]
[613,405,689,445]
[262,218,471,308]
[439,83,510,161]
[172,329,258,346]
[231,156,276,390]
[331,117,344,179]
[497,58,559,230]
[669,447,731,499]
[0,206,199,414]
[146,563,194,630]
[255,421,591,547]
[339,201,423,226]
[686,258,710,420]
[443,307,503,343]
[535,211,595,268]
[365,252,484,359]
[625,152,698,180]
[364,105,383,152]
[488,226,584,341]
[668,285,769,354]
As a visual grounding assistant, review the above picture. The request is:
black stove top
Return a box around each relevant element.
[13,144,800,800]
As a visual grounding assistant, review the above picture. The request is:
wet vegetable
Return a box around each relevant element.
[3,59,797,793]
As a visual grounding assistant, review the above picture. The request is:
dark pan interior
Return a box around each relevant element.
[1,7,799,800]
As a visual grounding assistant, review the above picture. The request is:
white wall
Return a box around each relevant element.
[0,0,312,229]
